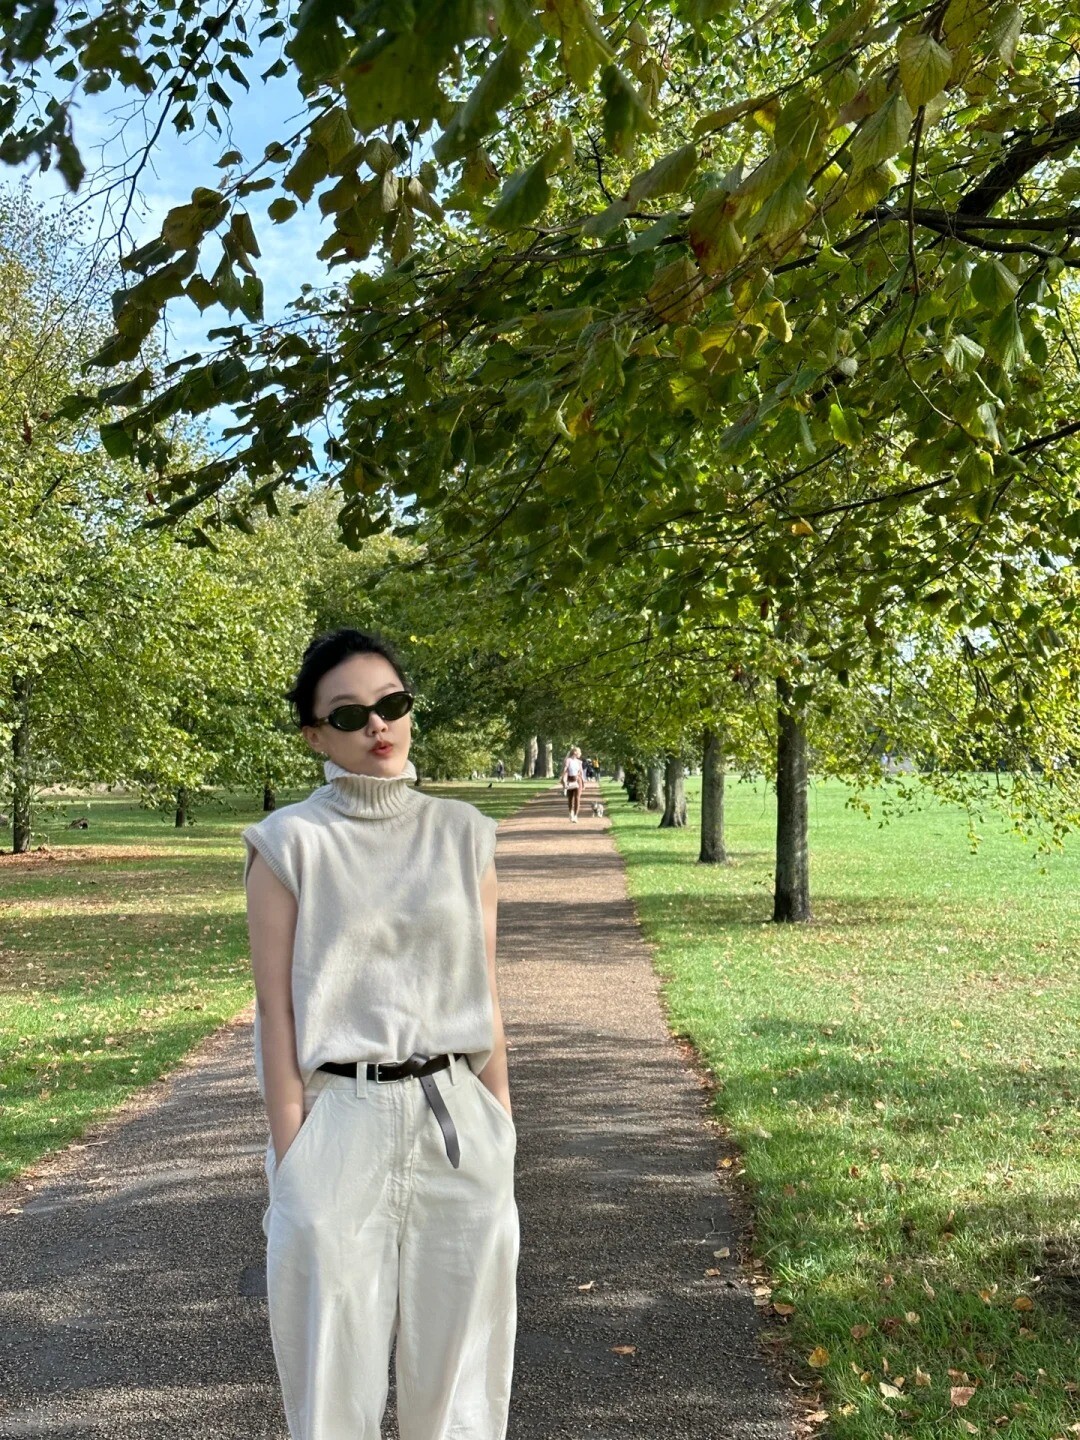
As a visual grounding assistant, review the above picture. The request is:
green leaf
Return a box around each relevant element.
[986,2,1022,63]
[405,178,444,222]
[540,0,614,88]
[986,302,1027,370]
[487,159,550,230]
[626,144,698,205]
[493,0,543,46]
[744,164,811,242]
[829,402,863,446]
[971,256,1019,311]
[942,332,984,372]
[849,91,914,174]
[162,189,229,249]
[897,31,953,107]
[284,141,328,203]
[186,275,218,311]
[363,138,397,174]
[600,64,654,157]
[434,44,523,163]
[12,0,57,62]
[100,419,135,460]
[268,197,298,223]
[309,105,355,167]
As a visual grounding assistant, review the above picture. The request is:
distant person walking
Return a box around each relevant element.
[561,747,585,823]
[495,759,505,781]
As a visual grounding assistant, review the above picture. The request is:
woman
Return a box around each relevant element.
[560,746,585,822]
[243,628,518,1440]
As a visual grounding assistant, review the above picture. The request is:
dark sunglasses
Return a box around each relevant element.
[314,690,414,732]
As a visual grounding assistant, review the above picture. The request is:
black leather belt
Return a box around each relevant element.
[318,1052,464,1168]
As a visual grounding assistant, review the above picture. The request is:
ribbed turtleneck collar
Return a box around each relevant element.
[320,756,418,820]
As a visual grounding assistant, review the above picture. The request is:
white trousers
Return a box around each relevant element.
[262,1055,519,1439]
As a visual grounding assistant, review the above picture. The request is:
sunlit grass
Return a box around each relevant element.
[607,776,1080,1440]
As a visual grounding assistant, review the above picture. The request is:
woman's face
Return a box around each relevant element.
[301,651,412,778]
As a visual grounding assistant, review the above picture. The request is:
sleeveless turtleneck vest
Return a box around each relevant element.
[241,757,499,1097]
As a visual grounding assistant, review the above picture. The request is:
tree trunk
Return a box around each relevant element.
[534,735,553,778]
[522,735,538,778]
[699,729,727,863]
[612,764,625,785]
[624,762,643,803]
[175,785,189,829]
[263,783,276,812]
[660,754,688,828]
[774,678,811,922]
[646,762,664,811]
[11,674,32,854]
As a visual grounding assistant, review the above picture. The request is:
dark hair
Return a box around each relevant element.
[285,628,411,728]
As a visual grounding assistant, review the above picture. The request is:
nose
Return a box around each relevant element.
[365,708,389,737]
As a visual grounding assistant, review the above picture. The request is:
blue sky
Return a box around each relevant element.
[24,33,332,369]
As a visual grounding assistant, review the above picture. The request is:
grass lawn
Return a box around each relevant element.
[606,775,1080,1440]
[0,777,546,1186]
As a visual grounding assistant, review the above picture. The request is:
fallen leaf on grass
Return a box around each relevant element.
[773,1302,795,1316]
[880,1383,903,1398]
[1013,1296,1034,1311]
[914,1367,931,1387]
[951,1387,977,1408]
[850,1324,871,1339]
[713,1247,731,1258]
[610,1345,636,1356]
[808,1347,830,1368]
[705,1268,723,1277]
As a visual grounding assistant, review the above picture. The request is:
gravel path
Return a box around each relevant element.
[0,784,796,1439]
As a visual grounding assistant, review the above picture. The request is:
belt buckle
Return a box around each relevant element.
[374,1061,395,1084]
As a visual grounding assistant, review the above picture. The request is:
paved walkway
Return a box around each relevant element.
[0,786,795,1439]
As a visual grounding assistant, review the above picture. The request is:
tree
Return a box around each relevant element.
[660,753,688,828]
[699,728,727,864]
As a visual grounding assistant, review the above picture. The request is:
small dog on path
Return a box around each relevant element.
[591,801,605,818]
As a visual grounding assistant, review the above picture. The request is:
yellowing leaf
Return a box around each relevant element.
[897,31,953,107]
[541,0,614,87]
[1013,1295,1034,1311]
[791,518,815,537]
[951,1386,977,1407]
[688,188,743,274]
[880,1382,903,1398]
[693,93,774,136]
[849,91,914,174]
[808,1346,830,1368]
[647,256,705,325]
[745,165,812,243]
[626,143,699,205]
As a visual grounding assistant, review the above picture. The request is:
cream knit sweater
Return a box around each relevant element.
[242,757,499,1096]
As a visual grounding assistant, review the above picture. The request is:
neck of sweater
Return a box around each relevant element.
[321,756,418,820]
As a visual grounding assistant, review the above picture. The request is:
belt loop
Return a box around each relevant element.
[356,1062,370,1100]
[447,1051,458,1086]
